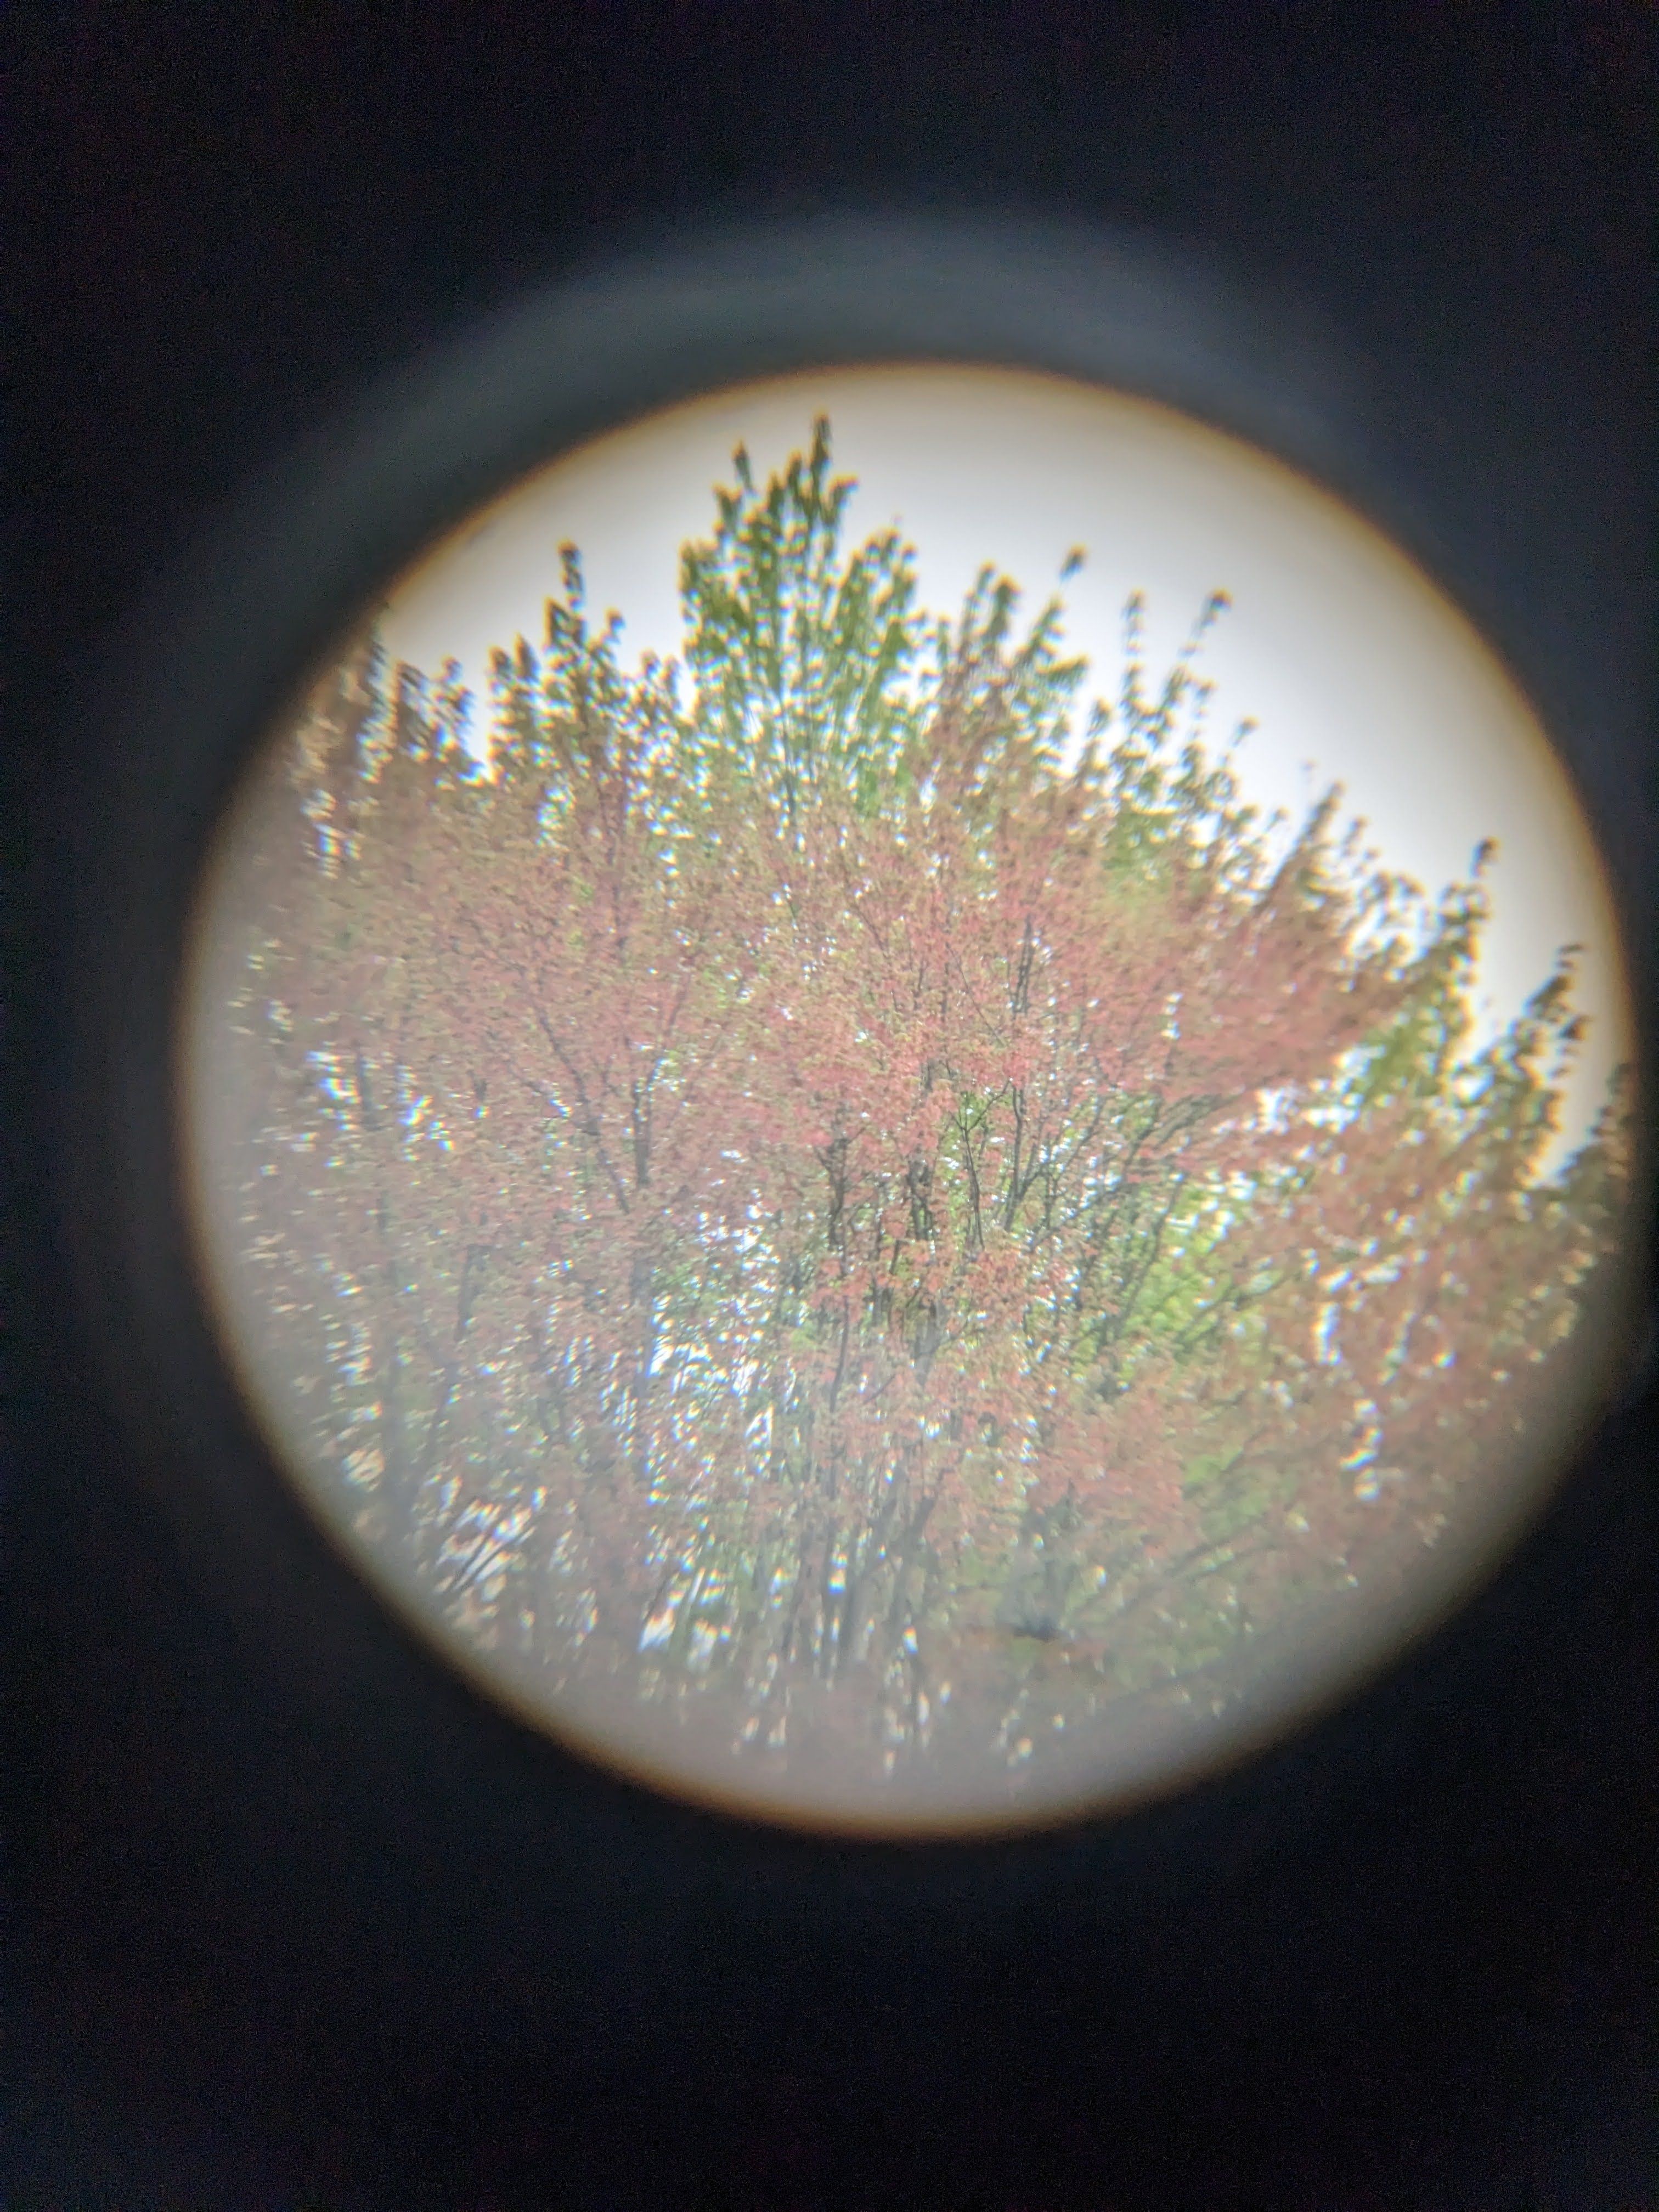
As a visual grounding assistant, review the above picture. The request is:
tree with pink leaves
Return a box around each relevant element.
[197,420,1633,1803]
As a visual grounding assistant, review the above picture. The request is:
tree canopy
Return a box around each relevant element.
[196,417,1633,1814]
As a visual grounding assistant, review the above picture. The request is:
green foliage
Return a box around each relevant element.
[680,417,927,820]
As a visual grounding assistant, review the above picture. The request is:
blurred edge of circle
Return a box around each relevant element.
[58,212,1650,1841]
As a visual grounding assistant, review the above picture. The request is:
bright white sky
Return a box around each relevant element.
[376,364,1630,1167]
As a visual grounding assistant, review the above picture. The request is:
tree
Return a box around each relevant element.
[196,418,1634,1806]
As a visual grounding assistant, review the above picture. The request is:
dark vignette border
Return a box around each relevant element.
[41,207,1657,1915]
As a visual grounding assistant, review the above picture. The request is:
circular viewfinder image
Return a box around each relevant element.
[181,366,1639,1832]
